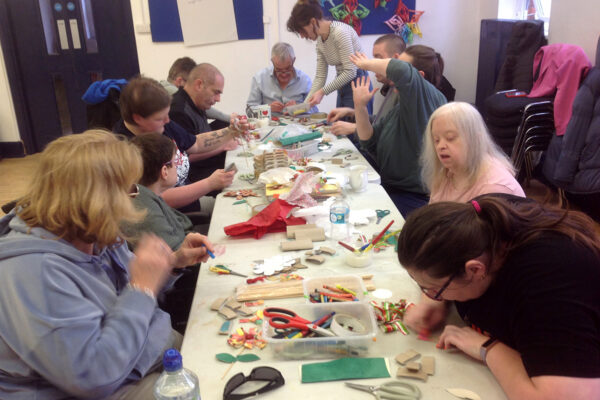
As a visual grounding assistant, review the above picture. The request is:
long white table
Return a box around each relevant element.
[181,134,507,399]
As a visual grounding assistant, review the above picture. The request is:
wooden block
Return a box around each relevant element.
[318,246,336,255]
[396,366,428,382]
[294,228,325,242]
[236,305,254,316]
[218,307,238,320]
[421,356,435,376]
[210,297,227,311]
[281,239,313,251]
[395,349,420,365]
[286,224,317,238]
[225,298,242,310]
[406,361,421,372]
[305,255,325,264]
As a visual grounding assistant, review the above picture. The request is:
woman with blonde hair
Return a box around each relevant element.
[0,130,214,398]
[421,102,524,203]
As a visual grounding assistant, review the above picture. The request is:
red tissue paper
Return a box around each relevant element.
[224,199,305,239]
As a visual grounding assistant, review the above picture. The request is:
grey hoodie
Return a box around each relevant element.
[0,212,174,399]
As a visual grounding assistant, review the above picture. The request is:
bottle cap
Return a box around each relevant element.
[162,348,183,372]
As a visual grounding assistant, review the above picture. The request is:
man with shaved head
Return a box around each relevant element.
[170,63,237,180]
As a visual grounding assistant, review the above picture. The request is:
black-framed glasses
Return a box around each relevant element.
[223,366,284,400]
[420,270,460,301]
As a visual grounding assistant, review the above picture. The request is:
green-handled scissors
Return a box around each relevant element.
[376,209,391,224]
[345,381,421,400]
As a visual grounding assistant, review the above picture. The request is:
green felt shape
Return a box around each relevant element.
[301,357,390,383]
[237,354,260,362]
[216,353,237,363]
[233,200,247,205]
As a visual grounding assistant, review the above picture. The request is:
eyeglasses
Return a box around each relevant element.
[273,65,294,75]
[420,270,460,301]
[223,366,284,400]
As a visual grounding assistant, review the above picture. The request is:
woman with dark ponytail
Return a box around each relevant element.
[397,193,600,399]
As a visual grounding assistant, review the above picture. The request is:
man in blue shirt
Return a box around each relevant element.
[247,42,315,113]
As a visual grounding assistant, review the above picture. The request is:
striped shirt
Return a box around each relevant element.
[308,21,364,98]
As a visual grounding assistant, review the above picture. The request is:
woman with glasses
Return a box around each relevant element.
[286,0,372,113]
[0,131,214,398]
[397,193,600,399]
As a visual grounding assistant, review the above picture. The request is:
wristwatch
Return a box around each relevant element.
[480,337,499,365]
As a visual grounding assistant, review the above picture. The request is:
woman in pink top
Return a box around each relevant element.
[421,102,525,203]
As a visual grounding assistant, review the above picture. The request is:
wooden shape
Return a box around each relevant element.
[318,246,336,255]
[225,298,242,310]
[236,305,254,316]
[305,251,314,256]
[280,239,313,251]
[406,361,421,372]
[331,158,343,165]
[218,321,232,335]
[210,297,227,311]
[396,366,428,382]
[421,356,435,376]
[286,224,317,238]
[294,228,325,242]
[236,275,375,301]
[305,255,326,264]
[292,262,308,269]
[395,349,420,365]
[218,307,238,320]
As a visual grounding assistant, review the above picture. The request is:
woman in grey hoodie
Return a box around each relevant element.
[0,130,214,399]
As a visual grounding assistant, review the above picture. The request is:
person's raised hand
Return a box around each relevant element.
[307,89,325,107]
[330,121,356,136]
[351,76,378,107]
[129,235,175,296]
[209,169,235,191]
[229,113,254,141]
[270,101,284,114]
[173,232,214,268]
[327,107,355,123]
[349,52,372,70]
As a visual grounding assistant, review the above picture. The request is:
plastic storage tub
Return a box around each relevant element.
[284,139,320,161]
[303,275,368,302]
[262,301,378,360]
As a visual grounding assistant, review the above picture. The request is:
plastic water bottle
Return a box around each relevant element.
[330,198,350,241]
[154,348,200,400]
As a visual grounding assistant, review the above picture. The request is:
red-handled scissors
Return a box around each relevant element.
[263,307,336,337]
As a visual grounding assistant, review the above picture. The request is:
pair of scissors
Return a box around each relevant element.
[376,209,391,224]
[263,307,336,337]
[345,381,421,400]
[208,265,247,278]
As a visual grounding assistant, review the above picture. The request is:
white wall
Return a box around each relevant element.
[1,0,599,144]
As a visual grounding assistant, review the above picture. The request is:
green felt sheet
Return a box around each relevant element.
[301,357,390,383]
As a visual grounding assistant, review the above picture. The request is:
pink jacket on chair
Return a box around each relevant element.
[528,44,591,135]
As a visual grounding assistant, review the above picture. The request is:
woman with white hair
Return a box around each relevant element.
[421,102,524,203]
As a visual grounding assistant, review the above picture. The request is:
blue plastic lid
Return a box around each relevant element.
[162,348,183,372]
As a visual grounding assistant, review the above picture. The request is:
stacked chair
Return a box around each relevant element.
[510,101,554,185]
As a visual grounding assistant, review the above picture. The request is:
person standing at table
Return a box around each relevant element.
[349,49,447,216]
[421,102,525,203]
[247,42,315,114]
[397,194,600,400]
[327,33,407,137]
[286,0,372,113]
[0,131,214,398]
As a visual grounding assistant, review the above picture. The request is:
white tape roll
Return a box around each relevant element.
[330,313,367,336]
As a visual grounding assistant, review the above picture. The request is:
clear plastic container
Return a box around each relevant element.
[284,139,320,161]
[154,348,200,400]
[303,275,368,302]
[262,302,378,360]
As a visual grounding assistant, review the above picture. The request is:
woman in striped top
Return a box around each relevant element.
[287,0,372,113]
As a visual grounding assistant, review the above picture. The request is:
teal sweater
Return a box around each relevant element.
[126,185,193,250]
[361,59,446,194]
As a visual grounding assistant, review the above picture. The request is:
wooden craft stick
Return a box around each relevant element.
[421,356,435,375]
[236,275,375,301]
[281,238,313,251]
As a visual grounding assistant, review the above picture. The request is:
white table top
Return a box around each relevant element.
[181,134,507,400]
